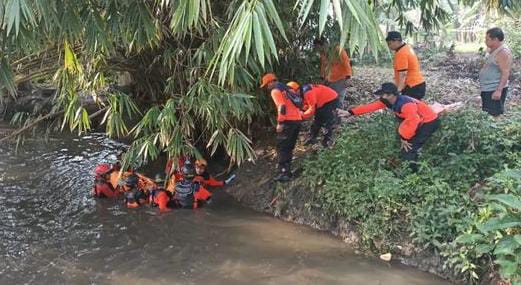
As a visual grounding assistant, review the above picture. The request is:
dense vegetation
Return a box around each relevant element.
[1,1,520,282]
[0,0,519,167]
[301,109,521,283]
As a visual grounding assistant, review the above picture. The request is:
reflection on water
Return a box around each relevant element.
[0,133,449,285]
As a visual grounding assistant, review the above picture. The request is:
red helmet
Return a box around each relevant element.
[94,163,112,175]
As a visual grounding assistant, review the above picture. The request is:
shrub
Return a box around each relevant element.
[447,168,521,284]
[301,108,521,282]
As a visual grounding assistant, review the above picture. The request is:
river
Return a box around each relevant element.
[0,133,450,285]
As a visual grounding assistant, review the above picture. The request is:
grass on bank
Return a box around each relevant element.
[301,108,521,284]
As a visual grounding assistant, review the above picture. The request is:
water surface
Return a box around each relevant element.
[0,133,449,285]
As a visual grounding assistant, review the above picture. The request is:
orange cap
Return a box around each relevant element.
[260,73,277,88]
[286,81,300,91]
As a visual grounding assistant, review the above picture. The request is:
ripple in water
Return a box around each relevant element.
[0,133,448,285]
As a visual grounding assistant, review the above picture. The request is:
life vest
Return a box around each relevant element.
[389,95,437,123]
[174,181,199,209]
[275,82,304,110]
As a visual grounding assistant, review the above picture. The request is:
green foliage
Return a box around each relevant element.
[448,169,521,284]
[1,0,519,166]
[502,18,521,58]
[101,92,141,138]
[302,108,521,282]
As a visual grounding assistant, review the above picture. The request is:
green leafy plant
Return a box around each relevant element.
[448,169,521,284]
[301,108,521,281]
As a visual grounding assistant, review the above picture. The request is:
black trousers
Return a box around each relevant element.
[310,99,338,145]
[402,82,426,100]
[277,121,301,173]
[481,87,508,116]
[400,118,441,170]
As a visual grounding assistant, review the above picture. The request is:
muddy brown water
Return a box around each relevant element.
[0,133,450,285]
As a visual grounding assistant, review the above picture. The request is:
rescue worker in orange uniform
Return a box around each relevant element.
[287,82,339,148]
[386,31,426,100]
[261,73,303,182]
[173,161,213,209]
[339,82,440,171]
[165,156,187,193]
[314,37,352,107]
[92,163,119,198]
[149,175,173,213]
[121,174,149,208]
[194,159,236,188]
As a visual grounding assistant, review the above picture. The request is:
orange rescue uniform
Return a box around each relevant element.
[394,44,425,88]
[194,174,224,188]
[270,85,303,122]
[349,96,437,140]
[320,46,352,82]
[302,84,338,119]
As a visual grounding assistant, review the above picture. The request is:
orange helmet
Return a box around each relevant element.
[286,81,300,91]
[195,159,208,168]
[260,73,277,88]
[94,163,112,175]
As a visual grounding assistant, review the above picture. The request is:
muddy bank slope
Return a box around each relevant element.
[225,155,453,280]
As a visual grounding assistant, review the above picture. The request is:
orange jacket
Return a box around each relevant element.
[394,44,425,88]
[109,171,157,194]
[93,177,119,198]
[194,173,224,187]
[270,84,303,122]
[349,96,438,140]
[320,47,352,82]
[152,190,172,212]
[194,186,212,204]
[302,84,338,119]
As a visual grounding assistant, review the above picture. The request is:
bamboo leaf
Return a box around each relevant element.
[263,0,288,42]
[5,0,21,36]
[299,0,315,26]
[332,0,343,28]
[252,11,265,68]
[256,4,278,59]
[318,0,329,35]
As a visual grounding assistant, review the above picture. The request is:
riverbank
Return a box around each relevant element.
[0,133,451,285]
[227,56,521,284]
[2,55,519,284]
[226,156,455,279]
[227,110,520,285]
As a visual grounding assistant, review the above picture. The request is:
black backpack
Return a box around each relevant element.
[275,82,303,110]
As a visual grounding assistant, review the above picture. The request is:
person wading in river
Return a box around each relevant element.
[149,175,173,213]
[261,73,303,182]
[287,82,339,148]
[122,174,149,208]
[386,31,426,100]
[92,163,119,198]
[479,27,513,116]
[173,161,213,209]
[339,82,440,172]
[194,159,236,188]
